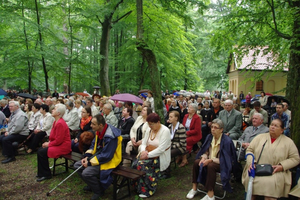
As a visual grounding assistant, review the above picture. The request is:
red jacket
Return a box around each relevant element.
[182,113,202,141]
[48,118,71,158]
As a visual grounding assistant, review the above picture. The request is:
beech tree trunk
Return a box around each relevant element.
[100,16,112,96]
[287,0,300,150]
[136,0,164,123]
[35,0,49,91]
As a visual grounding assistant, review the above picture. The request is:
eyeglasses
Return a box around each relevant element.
[148,122,157,126]
[211,126,221,129]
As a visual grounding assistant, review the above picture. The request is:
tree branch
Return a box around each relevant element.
[96,15,103,25]
[112,10,132,23]
[266,0,292,40]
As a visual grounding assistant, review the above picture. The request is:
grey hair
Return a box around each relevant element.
[189,103,198,112]
[9,101,20,108]
[224,99,233,105]
[66,100,74,108]
[104,103,112,111]
[212,118,224,129]
[55,103,66,117]
[0,99,8,105]
[253,113,264,120]
[118,101,124,105]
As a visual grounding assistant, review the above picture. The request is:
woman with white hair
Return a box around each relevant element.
[181,103,202,167]
[36,103,71,182]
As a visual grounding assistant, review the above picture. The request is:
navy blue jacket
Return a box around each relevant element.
[196,134,237,192]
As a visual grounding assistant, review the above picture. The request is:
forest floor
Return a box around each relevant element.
[0,149,246,200]
[0,148,293,200]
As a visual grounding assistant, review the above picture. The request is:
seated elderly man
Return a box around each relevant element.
[238,113,269,161]
[218,100,243,140]
[0,101,29,164]
[103,103,118,127]
[114,101,124,120]
[63,101,80,132]
[247,101,268,126]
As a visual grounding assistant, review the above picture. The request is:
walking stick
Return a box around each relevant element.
[245,153,255,200]
[46,165,83,196]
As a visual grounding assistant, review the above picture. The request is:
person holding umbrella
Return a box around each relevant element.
[242,119,300,200]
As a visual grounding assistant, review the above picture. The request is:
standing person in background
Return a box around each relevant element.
[239,91,244,104]
[146,91,155,112]
[245,92,252,108]
[259,91,268,110]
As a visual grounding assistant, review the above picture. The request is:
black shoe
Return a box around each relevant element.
[83,185,92,192]
[91,193,103,200]
[1,157,16,164]
[37,176,52,182]
[36,175,40,178]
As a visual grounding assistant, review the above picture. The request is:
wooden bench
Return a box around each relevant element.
[112,165,145,200]
[52,152,83,176]
[52,152,145,200]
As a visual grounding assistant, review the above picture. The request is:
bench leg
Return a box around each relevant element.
[113,174,117,200]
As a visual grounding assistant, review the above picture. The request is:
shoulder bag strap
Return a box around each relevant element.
[256,140,267,164]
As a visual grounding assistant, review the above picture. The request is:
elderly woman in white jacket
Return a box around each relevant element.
[133,113,171,198]
[27,104,54,153]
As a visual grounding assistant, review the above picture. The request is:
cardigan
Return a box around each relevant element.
[140,124,171,171]
[168,123,186,154]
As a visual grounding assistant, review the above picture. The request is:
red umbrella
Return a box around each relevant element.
[75,92,90,97]
[110,93,143,104]
[265,93,273,96]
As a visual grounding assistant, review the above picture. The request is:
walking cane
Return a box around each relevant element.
[245,153,255,200]
[46,165,83,196]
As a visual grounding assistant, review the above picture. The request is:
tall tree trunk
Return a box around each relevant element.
[68,4,73,94]
[34,0,49,91]
[136,0,164,123]
[99,16,112,96]
[22,1,32,94]
[288,0,300,150]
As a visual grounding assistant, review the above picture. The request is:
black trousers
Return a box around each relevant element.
[37,147,51,177]
[0,134,27,157]
[28,131,46,151]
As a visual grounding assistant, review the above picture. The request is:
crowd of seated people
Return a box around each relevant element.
[0,88,298,200]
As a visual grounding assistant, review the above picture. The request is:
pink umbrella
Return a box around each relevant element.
[110,93,144,104]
